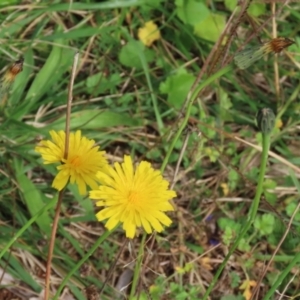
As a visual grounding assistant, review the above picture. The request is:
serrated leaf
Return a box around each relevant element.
[254,214,275,235]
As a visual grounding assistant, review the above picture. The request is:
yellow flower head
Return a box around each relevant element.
[35,130,108,195]
[138,21,161,47]
[89,155,176,238]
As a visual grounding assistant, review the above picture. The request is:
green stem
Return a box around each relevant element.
[161,65,232,173]
[263,252,300,299]
[53,229,113,300]
[129,232,147,299]
[0,196,57,260]
[202,132,271,299]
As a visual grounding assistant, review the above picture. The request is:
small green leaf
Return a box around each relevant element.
[229,272,241,288]
[219,87,233,121]
[286,202,300,221]
[263,179,277,204]
[248,3,266,17]
[194,13,226,42]
[238,238,251,252]
[119,40,155,69]
[159,68,195,109]
[254,214,275,236]
[228,169,239,191]
[222,226,234,246]
[224,0,238,12]
[176,0,210,25]
[204,147,219,162]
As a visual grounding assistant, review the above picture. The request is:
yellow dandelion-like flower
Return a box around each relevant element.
[138,21,161,47]
[89,155,176,238]
[35,130,108,195]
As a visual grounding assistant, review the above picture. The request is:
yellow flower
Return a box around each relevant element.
[138,21,161,47]
[89,155,176,238]
[239,279,257,300]
[220,182,229,196]
[35,130,108,195]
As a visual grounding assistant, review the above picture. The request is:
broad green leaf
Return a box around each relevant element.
[47,110,142,131]
[248,3,266,17]
[25,39,68,103]
[10,40,74,119]
[176,0,210,26]
[224,0,237,12]
[224,0,265,16]
[194,13,226,42]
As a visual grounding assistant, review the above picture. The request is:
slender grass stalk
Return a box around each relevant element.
[251,169,300,299]
[0,195,57,260]
[129,233,147,299]
[262,253,300,299]
[45,191,64,300]
[260,170,300,299]
[202,108,274,299]
[53,230,113,300]
[161,65,232,173]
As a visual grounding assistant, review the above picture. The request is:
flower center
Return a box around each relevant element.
[128,190,139,204]
[70,155,82,167]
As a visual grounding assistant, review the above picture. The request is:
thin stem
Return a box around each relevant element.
[44,192,64,300]
[129,233,147,299]
[44,51,79,300]
[64,51,79,158]
[202,132,271,299]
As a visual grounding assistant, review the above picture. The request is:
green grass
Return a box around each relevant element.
[1,0,300,299]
